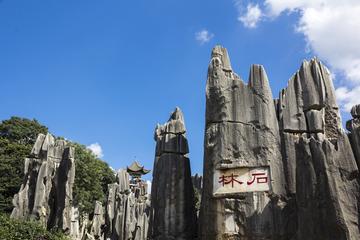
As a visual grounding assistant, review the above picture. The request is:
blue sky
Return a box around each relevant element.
[1,0,359,179]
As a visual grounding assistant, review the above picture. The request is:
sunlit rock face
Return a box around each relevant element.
[105,169,150,240]
[150,107,197,240]
[199,46,360,240]
[11,133,76,234]
[278,58,360,240]
[199,46,286,240]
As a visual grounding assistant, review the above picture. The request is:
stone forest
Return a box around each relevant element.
[5,46,360,240]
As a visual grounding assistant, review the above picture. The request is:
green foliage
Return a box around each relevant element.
[0,213,68,240]
[72,143,116,216]
[0,117,48,145]
[0,117,48,213]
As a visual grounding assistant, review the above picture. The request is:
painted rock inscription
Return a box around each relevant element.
[213,167,271,196]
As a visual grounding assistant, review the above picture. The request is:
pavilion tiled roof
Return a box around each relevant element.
[127,161,150,175]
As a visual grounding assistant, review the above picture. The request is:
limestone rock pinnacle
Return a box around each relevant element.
[200,46,286,239]
[150,107,197,240]
[11,133,76,234]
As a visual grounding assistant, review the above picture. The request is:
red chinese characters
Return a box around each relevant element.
[218,173,243,187]
[246,172,268,185]
[218,172,268,188]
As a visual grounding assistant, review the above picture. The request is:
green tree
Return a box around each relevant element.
[0,213,68,240]
[0,117,48,145]
[72,143,116,216]
[0,117,48,213]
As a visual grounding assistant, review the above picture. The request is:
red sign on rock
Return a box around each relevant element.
[213,167,270,196]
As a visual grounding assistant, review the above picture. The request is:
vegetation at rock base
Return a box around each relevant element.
[0,116,116,218]
[0,213,69,240]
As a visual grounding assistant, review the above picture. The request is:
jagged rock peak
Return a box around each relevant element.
[206,46,277,129]
[154,107,189,156]
[31,133,72,157]
[278,56,341,139]
[210,45,233,72]
[169,106,184,122]
[116,168,130,193]
[248,64,273,102]
[351,104,360,118]
[155,107,186,136]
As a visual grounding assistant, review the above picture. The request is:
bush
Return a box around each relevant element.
[0,213,68,240]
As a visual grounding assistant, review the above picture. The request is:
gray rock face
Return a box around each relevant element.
[11,133,76,234]
[199,46,287,240]
[199,46,360,240]
[151,107,197,240]
[278,58,360,240]
[351,104,360,118]
[295,134,359,240]
[192,174,203,192]
[347,104,360,167]
[106,169,150,240]
[70,207,81,240]
[89,201,105,239]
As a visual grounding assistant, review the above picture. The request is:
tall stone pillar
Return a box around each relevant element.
[151,107,197,240]
[11,133,76,233]
[199,46,286,239]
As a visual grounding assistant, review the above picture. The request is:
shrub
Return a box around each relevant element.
[0,213,68,240]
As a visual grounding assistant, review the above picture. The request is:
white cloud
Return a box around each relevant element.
[335,86,360,112]
[238,4,263,28]
[87,143,104,158]
[195,29,214,45]
[236,0,360,112]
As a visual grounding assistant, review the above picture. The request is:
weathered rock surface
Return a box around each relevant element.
[150,107,197,240]
[192,174,203,192]
[199,46,287,240]
[294,134,359,240]
[192,174,203,217]
[11,133,76,234]
[277,58,360,240]
[199,46,360,240]
[105,169,150,240]
[347,104,360,166]
[70,207,82,239]
[88,201,105,239]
